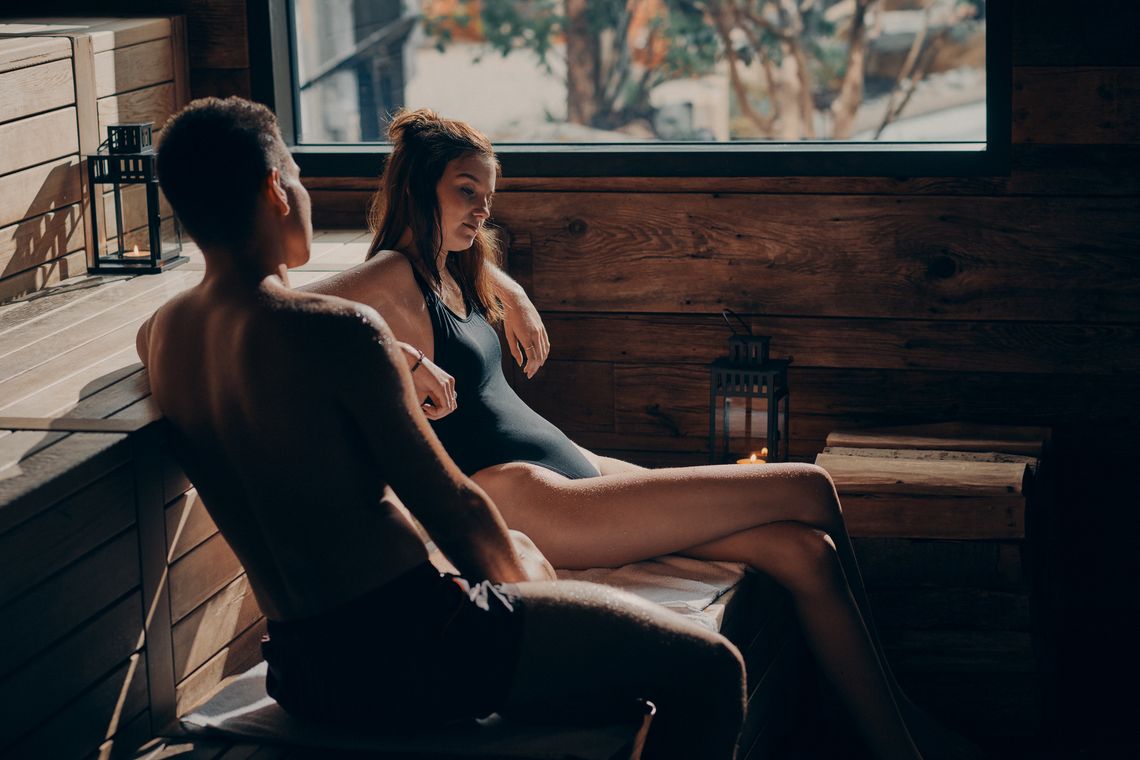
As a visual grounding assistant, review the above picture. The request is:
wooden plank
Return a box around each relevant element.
[169,16,191,109]
[883,629,1036,673]
[188,67,252,100]
[94,38,173,98]
[0,270,193,385]
[93,706,153,760]
[0,591,143,747]
[77,17,172,55]
[868,587,1032,631]
[1013,67,1140,144]
[0,416,144,433]
[0,271,195,356]
[0,107,78,177]
[175,617,266,716]
[899,671,1041,738]
[97,82,177,138]
[0,37,71,75]
[0,202,85,279]
[852,538,1026,591]
[0,275,116,332]
[186,2,248,69]
[814,454,1028,497]
[0,58,74,125]
[838,492,1025,540]
[0,527,139,679]
[492,193,1140,323]
[0,463,135,603]
[825,422,1050,457]
[530,313,1140,375]
[0,432,129,535]
[169,531,244,624]
[0,249,87,305]
[3,655,148,760]
[0,156,83,230]
[172,574,263,681]
[823,447,1038,468]
[166,488,216,564]
[1012,1,1140,66]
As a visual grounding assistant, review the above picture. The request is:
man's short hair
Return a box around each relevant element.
[158,97,289,250]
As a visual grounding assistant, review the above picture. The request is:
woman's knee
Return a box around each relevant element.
[785,463,843,527]
[764,523,844,595]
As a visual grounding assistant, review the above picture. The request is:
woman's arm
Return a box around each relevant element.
[487,264,550,379]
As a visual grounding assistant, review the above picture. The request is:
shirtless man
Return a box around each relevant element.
[137,97,745,759]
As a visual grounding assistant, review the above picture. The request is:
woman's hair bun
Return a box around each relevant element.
[387,108,440,144]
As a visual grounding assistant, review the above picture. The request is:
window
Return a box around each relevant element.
[250,0,1010,176]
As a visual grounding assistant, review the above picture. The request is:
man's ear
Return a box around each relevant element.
[265,167,290,216]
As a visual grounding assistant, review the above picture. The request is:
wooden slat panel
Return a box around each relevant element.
[834,492,1025,540]
[493,193,1140,322]
[0,463,135,603]
[0,249,87,305]
[97,82,176,137]
[189,67,252,100]
[0,591,143,747]
[94,38,173,98]
[0,270,191,385]
[3,654,148,760]
[825,422,1049,457]
[0,58,74,125]
[533,313,1140,375]
[166,488,217,564]
[0,527,139,678]
[172,574,263,681]
[869,587,1032,631]
[175,617,266,716]
[1013,67,1140,144]
[852,538,1026,591]
[169,531,244,623]
[814,454,1028,497]
[884,629,1036,673]
[0,37,71,75]
[0,107,78,177]
[0,274,115,333]
[0,202,84,279]
[0,156,83,230]
[91,706,152,760]
[186,1,248,69]
[0,432,129,535]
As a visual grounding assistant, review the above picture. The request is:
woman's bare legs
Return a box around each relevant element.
[473,462,922,759]
[502,580,746,760]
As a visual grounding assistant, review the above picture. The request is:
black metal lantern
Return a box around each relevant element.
[708,311,790,464]
[87,123,186,274]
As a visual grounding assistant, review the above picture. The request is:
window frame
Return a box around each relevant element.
[248,0,1011,178]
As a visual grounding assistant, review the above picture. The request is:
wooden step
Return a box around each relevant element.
[825,422,1050,457]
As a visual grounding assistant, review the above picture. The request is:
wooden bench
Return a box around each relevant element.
[0,232,806,760]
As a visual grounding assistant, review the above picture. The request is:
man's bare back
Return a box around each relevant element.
[141,279,434,620]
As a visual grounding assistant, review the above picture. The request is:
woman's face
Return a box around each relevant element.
[434,152,496,255]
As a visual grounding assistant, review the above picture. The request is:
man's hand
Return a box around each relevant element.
[500,288,550,380]
[510,530,557,582]
[399,342,457,420]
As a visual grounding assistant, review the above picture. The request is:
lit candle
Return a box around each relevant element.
[124,244,149,258]
[735,447,768,465]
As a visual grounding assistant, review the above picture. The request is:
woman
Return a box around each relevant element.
[313,109,972,760]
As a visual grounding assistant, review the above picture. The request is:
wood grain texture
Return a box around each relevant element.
[188,67,251,99]
[0,156,83,230]
[0,58,74,125]
[172,574,262,680]
[0,591,143,747]
[0,464,135,604]
[3,654,148,760]
[0,107,78,177]
[169,530,244,623]
[493,193,1140,322]
[96,81,177,137]
[175,617,266,716]
[94,38,175,98]
[166,488,217,564]
[0,250,87,305]
[814,453,1028,496]
[0,527,139,679]
[869,587,1032,631]
[825,422,1049,456]
[1014,67,1140,144]
[0,203,85,279]
[534,312,1140,375]
[0,37,71,75]
[853,538,1026,591]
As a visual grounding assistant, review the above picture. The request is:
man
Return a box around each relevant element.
[138,97,745,758]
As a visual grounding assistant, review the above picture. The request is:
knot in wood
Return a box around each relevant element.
[567,218,588,236]
[925,254,958,280]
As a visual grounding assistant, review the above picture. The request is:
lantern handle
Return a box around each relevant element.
[721,309,752,336]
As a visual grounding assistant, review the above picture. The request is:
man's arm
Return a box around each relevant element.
[135,315,154,366]
[333,308,539,584]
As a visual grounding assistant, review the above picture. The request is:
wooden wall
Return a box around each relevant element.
[16,0,250,100]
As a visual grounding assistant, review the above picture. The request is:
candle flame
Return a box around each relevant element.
[760,447,769,457]
[749,453,757,463]
[132,244,139,256]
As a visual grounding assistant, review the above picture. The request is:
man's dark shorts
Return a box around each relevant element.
[261,562,525,728]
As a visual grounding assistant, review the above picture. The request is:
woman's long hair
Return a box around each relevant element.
[366,108,504,322]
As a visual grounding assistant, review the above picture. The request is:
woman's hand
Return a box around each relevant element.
[500,288,550,380]
[399,342,457,420]
[509,529,557,582]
